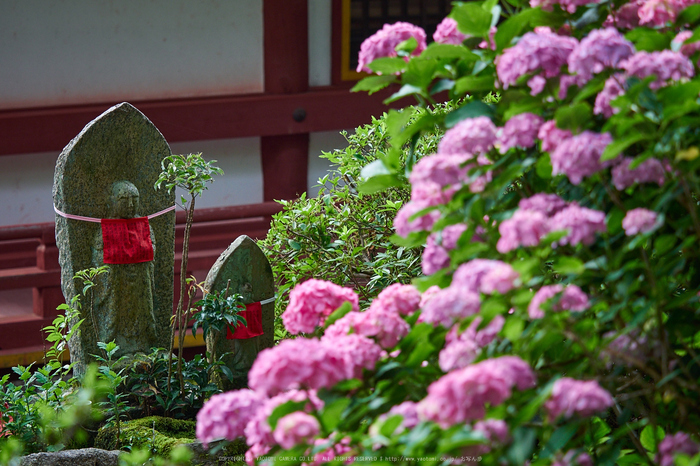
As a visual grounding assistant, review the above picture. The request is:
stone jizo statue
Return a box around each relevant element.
[91,181,158,355]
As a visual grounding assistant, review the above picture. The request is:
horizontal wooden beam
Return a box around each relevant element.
[0,86,400,156]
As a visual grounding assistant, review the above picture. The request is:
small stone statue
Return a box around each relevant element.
[91,181,158,355]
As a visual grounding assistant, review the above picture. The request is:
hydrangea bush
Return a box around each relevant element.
[199,0,700,464]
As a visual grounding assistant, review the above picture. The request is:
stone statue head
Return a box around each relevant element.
[110,180,140,219]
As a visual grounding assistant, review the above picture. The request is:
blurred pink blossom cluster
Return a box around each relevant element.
[248,335,381,396]
[622,208,660,235]
[325,283,419,348]
[281,278,359,334]
[611,157,666,190]
[528,284,590,319]
[567,28,635,83]
[544,377,614,420]
[273,412,320,449]
[417,356,536,427]
[530,0,596,13]
[244,390,324,463]
[550,131,614,185]
[657,432,700,466]
[496,27,578,91]
[439,316,505,371]
[422,223,467,274]
[356,22,427,73]
[498,112,544,153]
[552,450,594,466]
[195,389,265,447]
[433,17,467,45]
[497,194,606,252]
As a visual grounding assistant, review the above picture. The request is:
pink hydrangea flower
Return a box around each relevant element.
[545,377,614,420]
[551,131,614,185]
[622,208,659,235]
[497,28,578,89]
[245,442,270,466]
[530,0,597,13]
[419,286,481,327]
[245,390,323,449]
[657,432,700,466]
[282,279,359,334]
[418,356,535,427]
[567,28,635,83]
[594,75,626,118]
[538,120,573,153]
[422,223,468,274]
[519,193,569,217]
[433,17,467,45]
[440,316,505,371]
[528,284,590,319]
[325,303,410,349]
[467,419,511,456]
[372,283,422,316]
[248,336,381,396]
[497,209,549,253]
[438,116,498,155]
[553,450,594,466]
[673,30,700,56]
[357,22,427,73]
[528,75,548,95]
[603,1,642,29]
[619,50,695,90]
[273,412,320,449]
[549,203,607,247]
[305,436,353,466]
[196,389,265,447]
[387,401,420,429]
[452,259,520,295]
[612,157,666,190]
[638,0,684,26]
[498,113,545,153]
[439,337,480,372]
[409,152,470,205]
[479,26,497,50]
[394,201,441,237]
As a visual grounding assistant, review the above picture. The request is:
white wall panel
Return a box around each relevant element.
[308,0,332,87]
[0,0,264,110]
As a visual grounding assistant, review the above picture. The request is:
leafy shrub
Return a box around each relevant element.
[258,106,451,338]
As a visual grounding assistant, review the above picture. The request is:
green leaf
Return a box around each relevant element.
[288,239,301,250]
[535,154,552,178]
[554,102,592,131]
[454,75,496,94]
[540,423,580,458]
[367,57,408,75]
[452,2,492,37]
[640,425,665,453]
[503,317,525,341]
[421,43,478,60]
[385,84,424,103]
[351,75,396,94]
[396,37,418,54]
[324,301,353,329]
[553,256,585,275]
[358,174,403,194]
[320,398,350,432]
[625,28,672,52]
[379,415,404,437]
[445,100,495,128]
[601,132,652,161]
[676,4,700,25]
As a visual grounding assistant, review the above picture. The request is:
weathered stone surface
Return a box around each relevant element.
[204,235,275,390]
[53,102,175,377]
[20,448,120,466]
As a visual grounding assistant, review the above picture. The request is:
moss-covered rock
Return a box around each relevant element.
[95,416,247,465]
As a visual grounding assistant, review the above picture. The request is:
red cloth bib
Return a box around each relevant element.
[101,217,154,264]
[226,301,264,339]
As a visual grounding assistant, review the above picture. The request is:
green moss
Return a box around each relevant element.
[95,416,195,454]
[95,416,247,464]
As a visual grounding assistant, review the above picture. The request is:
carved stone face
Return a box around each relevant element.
[111,181,140,219]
